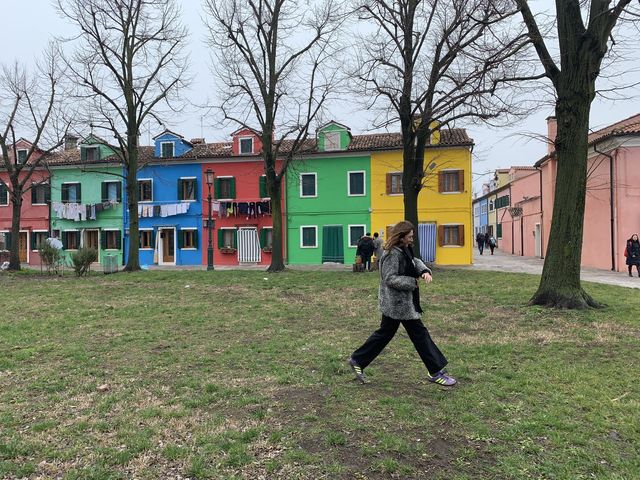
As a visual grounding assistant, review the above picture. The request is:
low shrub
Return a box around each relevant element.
[70,247,98,277]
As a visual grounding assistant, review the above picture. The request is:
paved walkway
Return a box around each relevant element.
[465,248,640,289]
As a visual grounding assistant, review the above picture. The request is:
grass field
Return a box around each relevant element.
[0,268,638,479]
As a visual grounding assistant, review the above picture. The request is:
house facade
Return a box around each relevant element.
[0,139,50,266]
[370,129,474,265]
[286,122,371,265]
[122,132,204,267]
[48,136,125,266]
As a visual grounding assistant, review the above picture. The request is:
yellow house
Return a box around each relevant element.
[370,129,474,265]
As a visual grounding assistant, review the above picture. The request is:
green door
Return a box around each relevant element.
[322,226,344,263]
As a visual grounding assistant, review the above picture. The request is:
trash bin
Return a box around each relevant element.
[103,254,118,275]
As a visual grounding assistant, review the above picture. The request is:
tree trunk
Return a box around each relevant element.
[8,190,23,271]
[530,93,601,309]
[124,149,141,272]
[402,142,423,258]
[268,178,285,272]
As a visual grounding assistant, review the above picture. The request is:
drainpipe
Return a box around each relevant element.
[535,165,544,259]
[593,142,616,271]
[520,214,524,256]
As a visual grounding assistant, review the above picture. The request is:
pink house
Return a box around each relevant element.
[500,114,640,272]
[0,139,51,266]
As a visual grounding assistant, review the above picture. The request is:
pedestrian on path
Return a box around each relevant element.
[488,235,497,255]
[372,232,384,262]
[476,231,485,255]
[348,221,456,387]
[625,234,640,277]
[356,233,375,271]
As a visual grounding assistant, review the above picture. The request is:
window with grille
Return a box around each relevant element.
[138,180,152,202]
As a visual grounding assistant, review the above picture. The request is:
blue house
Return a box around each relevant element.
[123,131,203,267]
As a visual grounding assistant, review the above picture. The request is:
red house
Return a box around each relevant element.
[193,129,285,266]
[0,139,51,266]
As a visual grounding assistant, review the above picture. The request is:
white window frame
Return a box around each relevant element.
[179,176,197,202]
[180,227,198,250]
[139,228,154,250]
[324,131,341,151]
[216,175,234,201]
[440,169,463,194]
[300,173,317,198]
[348,224,366,248]
[388,171,403,196]
[220,227,237,249]
[0,184,8,207]
[138,178,153,203]
[17,149,28,164]
[262,226,273,248]
[488,200,495,211]
[239,137,254,154]
[102,229,121,251]
[31,230,50,252]
[442,223,464,248]
[300,225,318,248]
[347,171,366,197]
[160,141,175,158]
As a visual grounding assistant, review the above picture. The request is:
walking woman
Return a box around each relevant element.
[348,221,456,386]
[625,234,640,277]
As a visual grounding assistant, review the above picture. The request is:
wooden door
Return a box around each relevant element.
[162,229,175,263]
[19,232,27,263]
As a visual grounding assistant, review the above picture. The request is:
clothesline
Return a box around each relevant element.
[52,201,116,222]
[138,202,190,218]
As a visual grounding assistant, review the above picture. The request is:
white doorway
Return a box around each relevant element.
[237,227,261,263]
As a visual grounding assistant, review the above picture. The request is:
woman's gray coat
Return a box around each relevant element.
[378,247,431,320]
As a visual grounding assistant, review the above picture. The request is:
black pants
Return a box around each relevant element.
[362,255,372,271]
[351,315,448,375]
[478,242,484,254]
[629,264,640,275]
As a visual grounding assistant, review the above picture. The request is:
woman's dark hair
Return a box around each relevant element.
[384,221,414,250]
[630,233,639,242]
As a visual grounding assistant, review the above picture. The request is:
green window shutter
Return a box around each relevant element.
[45,184,51,204]
[497,224,502,238]
[260,228,266,247]
[178,230,184,249]
[151,229,156,247]
[0,184,7,205]
[101,231,107,250]
[80,147,87,161]
[233,229,237,248]
[230,178,236,199]
[116,231,122,250]
[259,176,267,198]
[193,179,198,201]
[218,229,224,248]
[60,232,66,250]
[5,232,12,250]
[31,186,37,205]
[193,230,198,249]
[61,184,68,203]
[116,182,122,203]
[101,182,108,203]
[214,178,221,200]
[30,232,36,251]
[178,179,183,200]
[77,184,82,204]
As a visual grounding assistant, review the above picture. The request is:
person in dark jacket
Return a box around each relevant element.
[356,233,375,271]
[348,221,456,387]
[625,234,640,277]
[476,231,485,255]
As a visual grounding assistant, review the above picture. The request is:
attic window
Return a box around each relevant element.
[161,142,174,158]
[17,149,28,164]
[324,132,340,150]
[239,138,253,154]
[84,147,100,161]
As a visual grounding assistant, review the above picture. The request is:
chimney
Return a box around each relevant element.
[546,116,557,154]
[190,138,205,145]
[65,134,78,151]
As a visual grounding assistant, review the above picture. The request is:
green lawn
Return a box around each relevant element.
[0,269,638,479]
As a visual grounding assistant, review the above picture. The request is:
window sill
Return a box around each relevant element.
[387,193,403,196]
[441,245,464,248]
[262,247,272,253]
[300,196,318,199]
[347,194,366,197]
[300,246,317,249]
[440,191,463,194]
[32,203,48,206]
[220,248,237,254]
[180,248,197,251]
[140,248,153,250]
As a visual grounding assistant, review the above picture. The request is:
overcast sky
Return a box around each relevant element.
[2,1,639,193]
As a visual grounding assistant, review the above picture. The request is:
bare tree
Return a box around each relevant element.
[352,0,537,257]
[57,0,189,271]
[0,46,70,271]
[203,0,343,272]
[517,0,637,308]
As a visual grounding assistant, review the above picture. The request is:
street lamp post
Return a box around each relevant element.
[205,169,215,271]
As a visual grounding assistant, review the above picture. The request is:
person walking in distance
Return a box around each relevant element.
[356,232,375,271]
[625,234,640,277]
[488,234,497,255]
[476,231,485,255]
[348,221,456,386]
